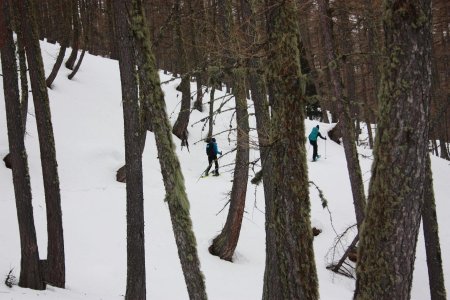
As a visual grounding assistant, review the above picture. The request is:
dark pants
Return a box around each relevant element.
[310,140,318,161]
[205,155,219,175]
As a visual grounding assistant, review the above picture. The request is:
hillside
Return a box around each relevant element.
[1,41,449,299]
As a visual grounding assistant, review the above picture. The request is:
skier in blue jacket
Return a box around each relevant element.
[308,125,327,161]
[204,138,222,176]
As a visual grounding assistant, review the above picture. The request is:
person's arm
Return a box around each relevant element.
[318,132,327,140]
[213,143,222,155]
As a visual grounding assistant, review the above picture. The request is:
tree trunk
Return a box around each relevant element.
[209,69,249,261]
[207,86,215,139]
[65,0,80,70]
[171,0,191,145]
[46,45,67,88]
[130,1,207,298]
[439,135,449,160]
[46,0,70,88]
[1,0,45,290]
[249,64,280,300]
[422,154,447,300]
[265,0,319,298]
[317,0,366,231]
[111,1,146,299]
[3,2,29,168]
[354,0,432,298]
[18,0,65,288]
[241,0,280,294]
[68,49,86,80]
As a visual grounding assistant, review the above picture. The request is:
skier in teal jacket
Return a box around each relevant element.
[308,125,327,161]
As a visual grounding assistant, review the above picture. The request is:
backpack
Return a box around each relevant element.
[206,142,215,156]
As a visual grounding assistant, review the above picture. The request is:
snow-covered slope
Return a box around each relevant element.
[1,42,449,299]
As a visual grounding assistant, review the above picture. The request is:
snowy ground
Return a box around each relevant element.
[1,42,449,299]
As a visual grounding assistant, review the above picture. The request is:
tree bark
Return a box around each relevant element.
[317,0,366,231]
[172,0,191,145]
[17,0,65,288]
[65,0,79,70]
[68,49,85,80]
[130,1,207,298]
[265,0,319,298]
[422,154,447,300]
[354,0,432,298]
[111,1,146,299]
[1,0,45,290]
[3,2,29,168]
[207,86,215,139]
[46,0,70,88]
[209,69,249,261]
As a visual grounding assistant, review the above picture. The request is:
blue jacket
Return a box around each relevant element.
[309,127,325,141]
[206,142,221,156]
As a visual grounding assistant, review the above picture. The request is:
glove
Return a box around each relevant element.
[220,151,223,155]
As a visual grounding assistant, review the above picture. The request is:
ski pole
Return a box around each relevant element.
[325,138,327,159]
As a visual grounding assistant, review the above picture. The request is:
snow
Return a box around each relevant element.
[1,41,449,299]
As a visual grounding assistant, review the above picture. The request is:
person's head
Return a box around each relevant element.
[212,138,216,143]
[316,125,320,129]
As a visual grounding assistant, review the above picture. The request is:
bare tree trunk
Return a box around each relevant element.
[67,49,85,80]
[130,1,207,298]
[209,69,249,261]
[422,154,447,300]
[1,0,45,290]
[17,0,65,288]
[111,1,146,298]
[172,0,191,145]
[354,0,432,297]
[249,65,280,300]
[46,0,70,88]
[317,0,366,231]
[3,2,29,168]
[207,85,215,139]
[46,45,67,88]
[65,0,80,70]
[439,135,449,160]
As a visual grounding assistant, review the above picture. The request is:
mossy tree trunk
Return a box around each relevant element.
[209,68,249,261]
[111,0,146,299]
[354,0,432,298]
[1,0,45,290]
[317,0,366,231]
[265,0,319,298]
[17,0,65,288]
[422,154,447,300]
[130,1,207,298]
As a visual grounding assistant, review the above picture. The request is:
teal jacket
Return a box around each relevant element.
[308,127,325,141]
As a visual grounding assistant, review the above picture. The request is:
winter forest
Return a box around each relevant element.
[0,0,449,299]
